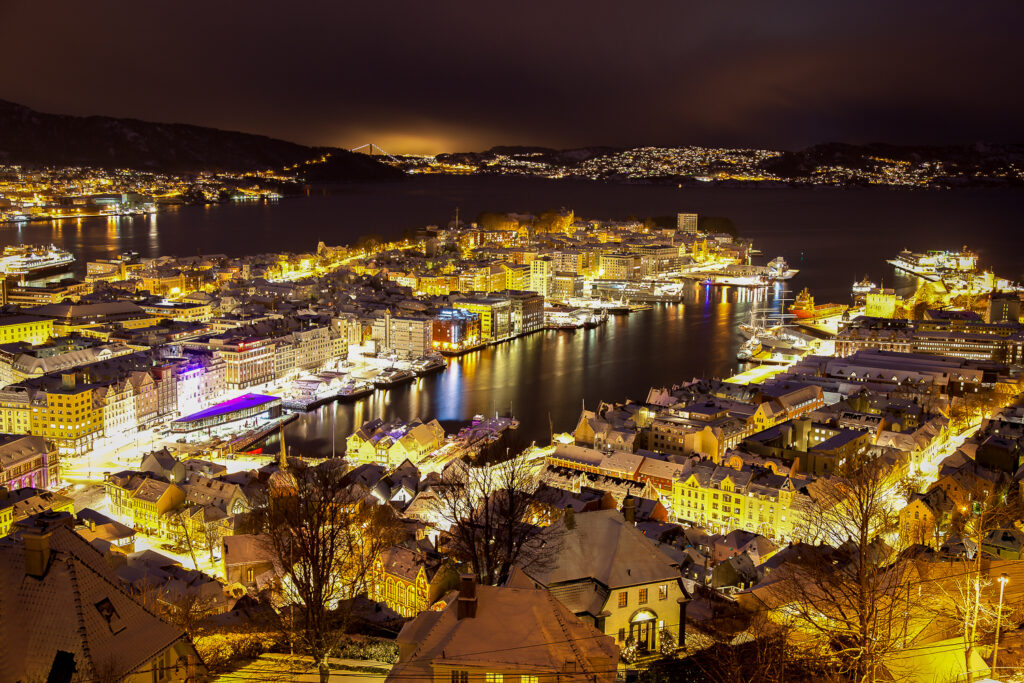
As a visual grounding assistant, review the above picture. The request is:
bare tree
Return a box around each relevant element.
[250,460,402,683]
[644,615,830,683]
[769,451,923,682]
[431,451,553,586]
[172,505,203,570]
[934,485,1024,683]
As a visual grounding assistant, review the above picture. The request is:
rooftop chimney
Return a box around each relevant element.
[456,573,477,620]
[623,496,636,524]
[23,516,57,578]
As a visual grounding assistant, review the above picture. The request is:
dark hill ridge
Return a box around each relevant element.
[0,99,400,179]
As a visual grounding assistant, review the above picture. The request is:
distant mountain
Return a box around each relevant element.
[421,141,1024,188]
[761,141,1024,183]
[0,99,400,180]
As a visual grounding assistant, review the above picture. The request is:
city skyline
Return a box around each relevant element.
[0,2,1021,154]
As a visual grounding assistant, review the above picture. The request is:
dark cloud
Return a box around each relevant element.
[0,1,1019,153]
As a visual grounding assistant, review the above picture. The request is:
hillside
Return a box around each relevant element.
[0,99,400,180]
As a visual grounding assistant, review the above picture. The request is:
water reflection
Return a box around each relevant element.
[281,293,752,457]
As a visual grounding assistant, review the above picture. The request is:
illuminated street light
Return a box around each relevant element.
[994,573,1009,674]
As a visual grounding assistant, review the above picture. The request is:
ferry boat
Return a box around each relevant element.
[852,276,877,296]
[887,248,978,281]
[789,288,847,320]
[697,257,799,287]
[374,368,416,388]
[0,244,75,279]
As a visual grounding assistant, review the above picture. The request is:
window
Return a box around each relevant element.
[618,591,628,608]
[521,677,539,683]
[639,588,648,604]
[659,584,668,600]
[450,672,468,683]
[486,675,504,683]
[618,627,626,642]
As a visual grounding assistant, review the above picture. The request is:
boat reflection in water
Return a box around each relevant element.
[277,283,765,457]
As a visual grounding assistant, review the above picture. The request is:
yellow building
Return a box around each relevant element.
[105,473,187,541]
[368,546,460,618]
[452,297,511,341]
[0,488,74,536]
[501,263,530,290]
[866,288,899,318]
[0,315,53,346]
[0,387,32,435]
[29,375,104,456]
[672,460,808,541]
[346,418,445,468]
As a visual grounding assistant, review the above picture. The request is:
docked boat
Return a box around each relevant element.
[697,258,799,287]
[789,288,847,320]
[0,244,75,279]
[411,355,446,376]
[336,380,375,401]
[767,256,798,279]
[887,248,977,281]
[852,276,877,296]
[282,372,370,410]
[374,368,416,388]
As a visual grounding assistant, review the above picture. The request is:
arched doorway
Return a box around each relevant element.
[629,609,658,653]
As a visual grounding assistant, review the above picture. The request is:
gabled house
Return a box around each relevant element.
[389,575,618,682]
[222,533,276,593]
[899,488,953,548]
[368,543,460,617]
[982,527,1024,560]
[140,448,185,483]
[518,509,688,655]
[0,512,206,682]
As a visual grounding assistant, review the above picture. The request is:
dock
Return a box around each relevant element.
[227,413,298,453]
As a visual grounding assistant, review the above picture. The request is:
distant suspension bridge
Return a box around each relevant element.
[348,143,402,163]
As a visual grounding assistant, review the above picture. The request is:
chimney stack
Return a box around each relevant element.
[456,573,477,620]
[623,496,636,524]
[23,518,56,578]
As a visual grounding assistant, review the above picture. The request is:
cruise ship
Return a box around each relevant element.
[0,244,75,279]
[887,248,978,281]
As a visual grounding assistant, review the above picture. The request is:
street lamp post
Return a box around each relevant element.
[993,573,1009,675]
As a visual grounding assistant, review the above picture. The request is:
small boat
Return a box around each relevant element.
[337,380,375,401]
[373,368,416,388]
[411,355,446,376]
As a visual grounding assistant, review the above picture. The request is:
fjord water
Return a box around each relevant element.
[3,176,1022,452]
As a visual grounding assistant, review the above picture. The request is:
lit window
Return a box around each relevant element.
[639,588,648,604]
[485,675,504,683]
[618,592,628,608]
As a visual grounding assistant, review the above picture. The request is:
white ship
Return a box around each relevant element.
[0,244,75,279]
[852,276,877,295]
[695,256,798,287]
[887,248,977,282]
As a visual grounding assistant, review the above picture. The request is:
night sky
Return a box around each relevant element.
[0,2,1020,154]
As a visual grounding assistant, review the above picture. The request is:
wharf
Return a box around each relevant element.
[227,414,298,453]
